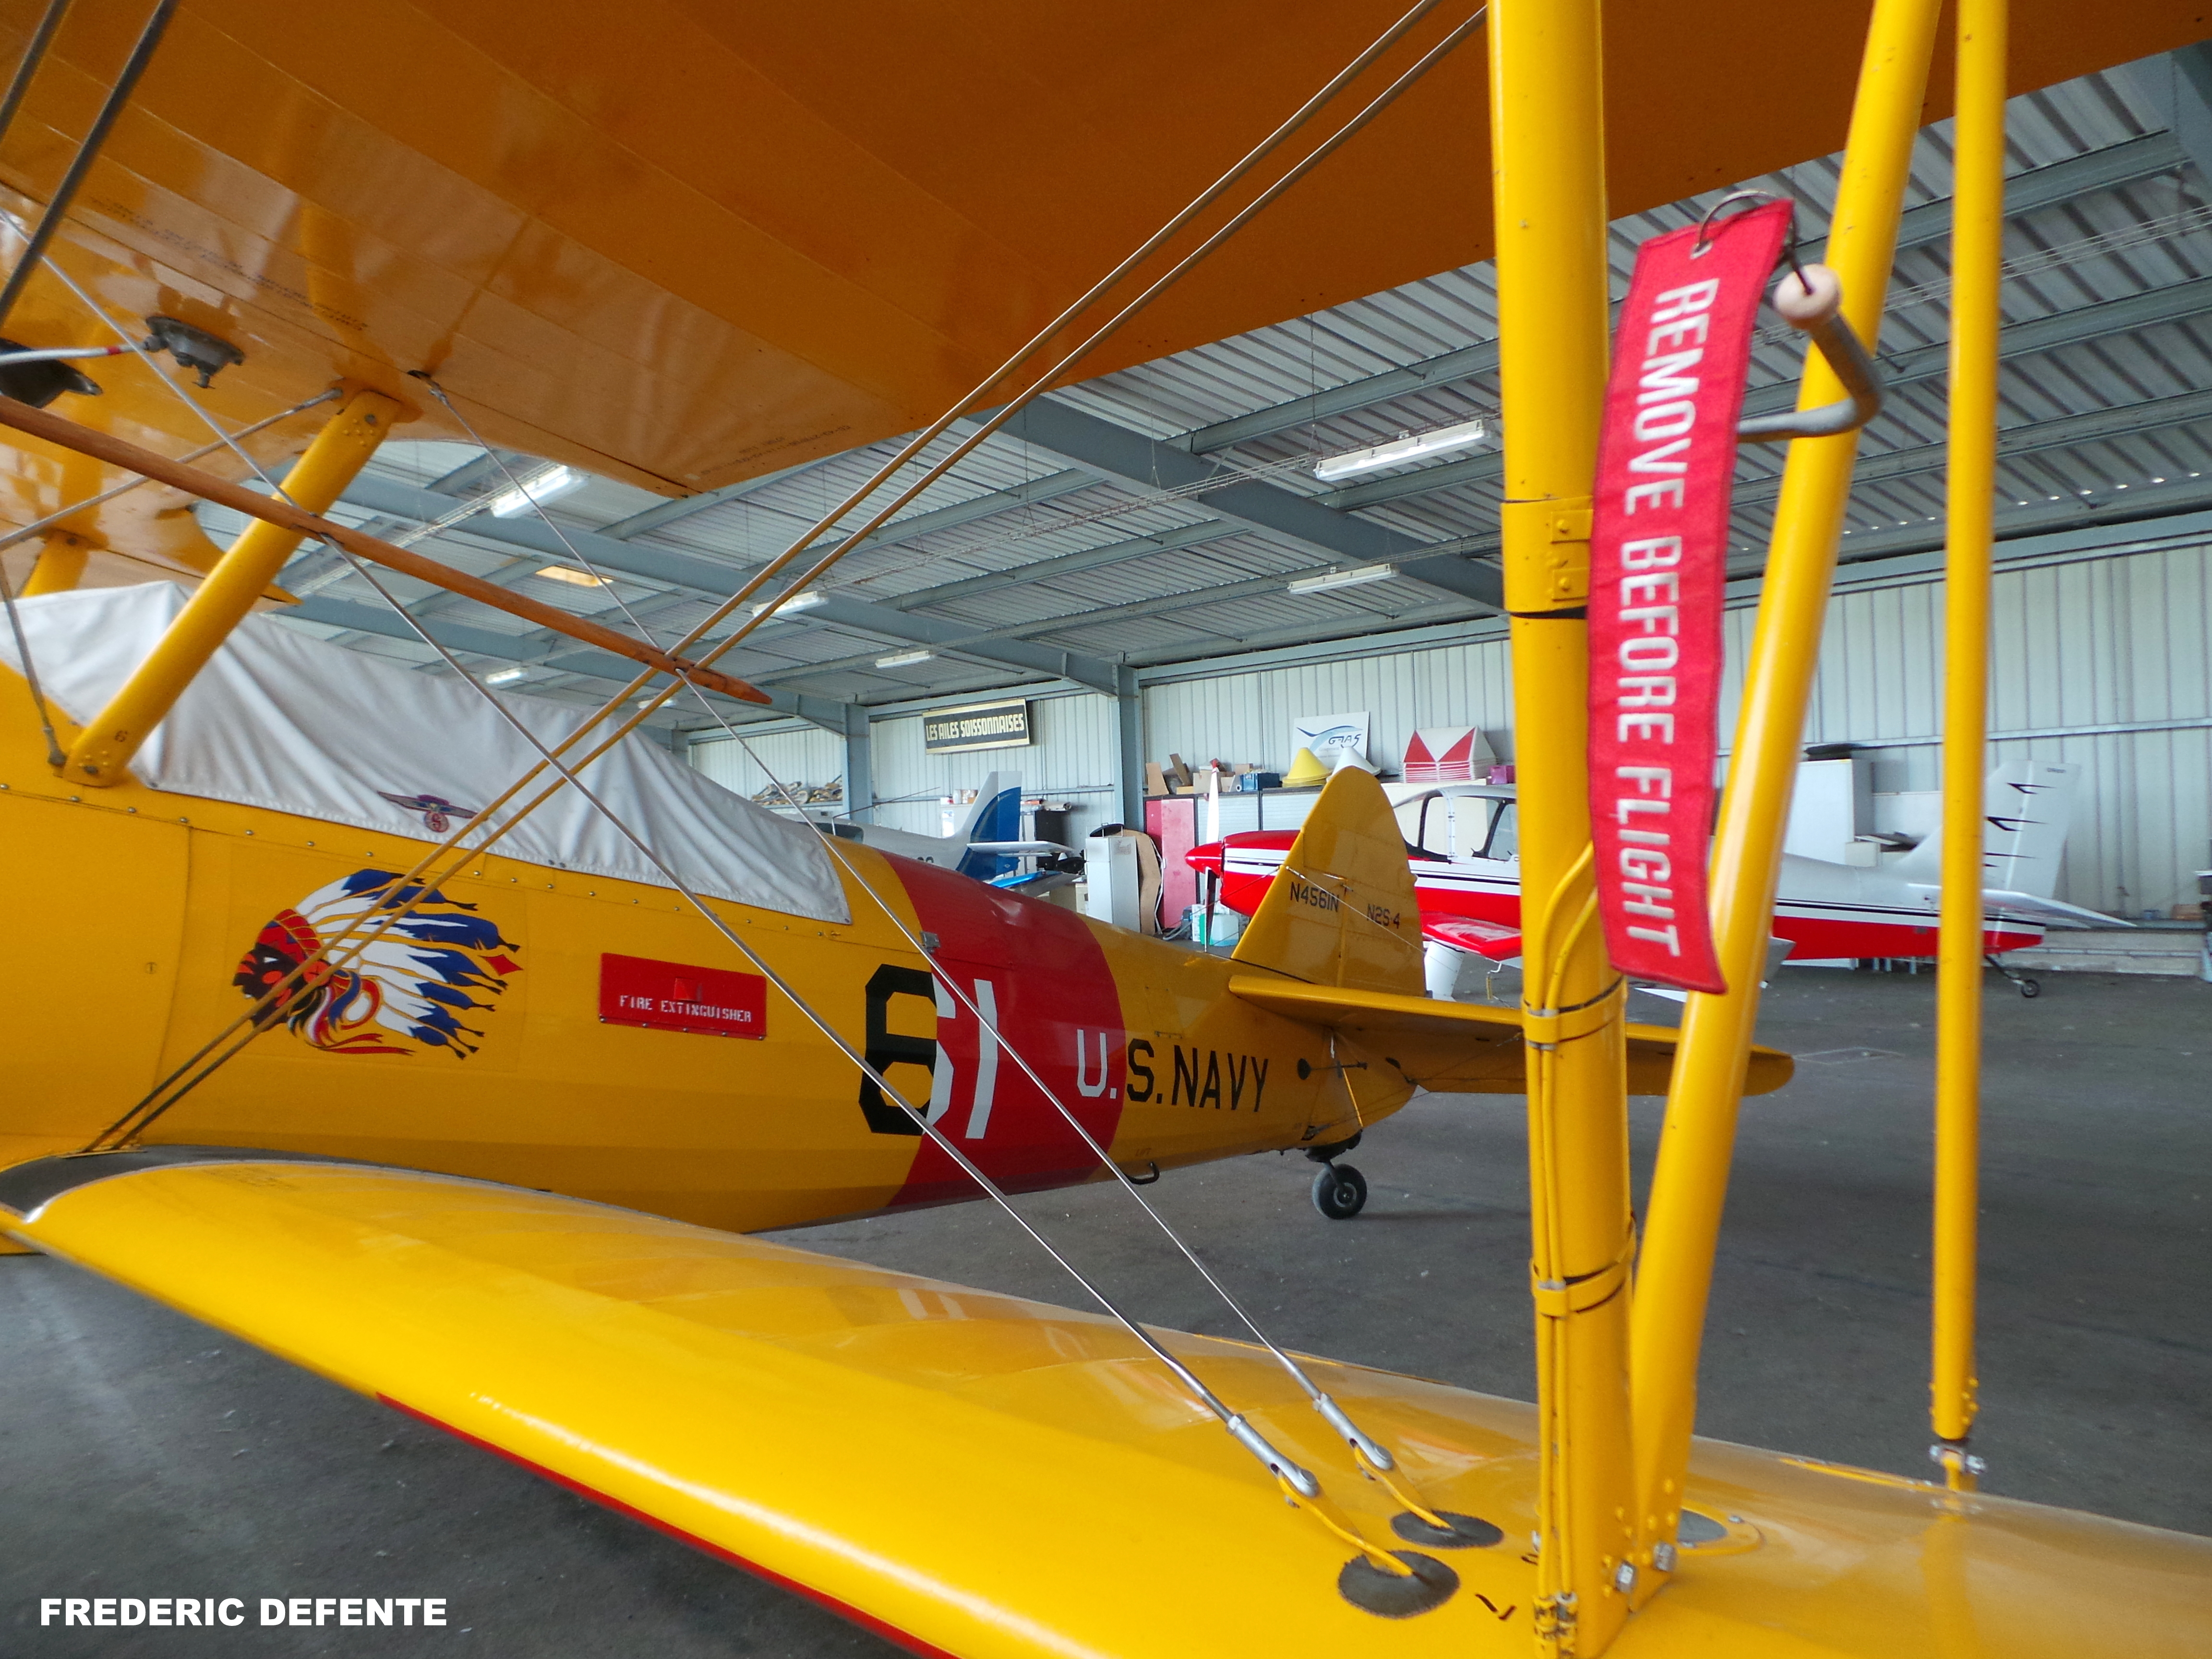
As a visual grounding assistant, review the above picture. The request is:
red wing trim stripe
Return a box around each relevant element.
[377,1395,962,1659]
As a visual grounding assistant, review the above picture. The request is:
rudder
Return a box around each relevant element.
[1229,768,1423,994]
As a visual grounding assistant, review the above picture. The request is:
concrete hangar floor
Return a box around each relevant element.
[4,967,2206,1658]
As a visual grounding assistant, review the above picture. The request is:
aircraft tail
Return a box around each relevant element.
[1889,759,2080,899]
[952,773,1023,881]
[1229,768,1424,995]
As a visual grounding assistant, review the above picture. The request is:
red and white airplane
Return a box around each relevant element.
[1189,760,2114,998]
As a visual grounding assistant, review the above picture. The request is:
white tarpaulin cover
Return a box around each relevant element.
[1,583,850,923]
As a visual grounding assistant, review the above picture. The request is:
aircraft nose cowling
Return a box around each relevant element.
[1185,842,1226,875]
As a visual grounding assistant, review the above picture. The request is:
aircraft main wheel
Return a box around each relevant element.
[2018,976,2042,999]
[1312,1163,1368,1220]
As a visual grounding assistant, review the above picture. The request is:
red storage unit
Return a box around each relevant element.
[1144,795,1199,926]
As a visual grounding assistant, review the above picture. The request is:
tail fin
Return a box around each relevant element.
[1229,768,1423,994]
[1983,759,2080,898]
[952,773,1022,881]
[1890,759,2080,898]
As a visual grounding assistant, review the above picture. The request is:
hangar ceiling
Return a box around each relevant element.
[244,54,2212,739]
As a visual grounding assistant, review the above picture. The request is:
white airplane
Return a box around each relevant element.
[1190,760,2117,998]
[810,772,1079,892]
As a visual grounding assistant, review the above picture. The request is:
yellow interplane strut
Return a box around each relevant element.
[1487,0,1635,1651]
[1627,0,1946,1601]
[61,388,400,786]
[1932,0,2008,1494]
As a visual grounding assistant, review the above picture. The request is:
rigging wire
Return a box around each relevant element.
[0,0,72,159]
[421,382,1451,1510]
[628,5,1494,734]
[0,521,63,766]
[81,0,1481,1186]
[0,388,340,559]
[106,0,1501,1135]
[16,15,1492,1554]
[0,0,176,332]
[279,521,1339,1519]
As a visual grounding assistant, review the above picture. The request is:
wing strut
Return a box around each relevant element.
[1626,0,1947,1619]
[1929,0,2007,1495]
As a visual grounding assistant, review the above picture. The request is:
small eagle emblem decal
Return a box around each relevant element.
[378,791,478,833]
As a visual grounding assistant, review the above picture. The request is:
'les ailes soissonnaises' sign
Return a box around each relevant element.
[923,699,1032,753]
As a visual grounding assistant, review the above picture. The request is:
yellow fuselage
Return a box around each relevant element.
[0,715,1392,1231]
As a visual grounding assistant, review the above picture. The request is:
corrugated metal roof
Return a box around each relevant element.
[260,61,2212,722]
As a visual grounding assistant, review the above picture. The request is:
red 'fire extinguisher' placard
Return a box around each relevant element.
[599,953,767,1039]
[1587,201,1791,993]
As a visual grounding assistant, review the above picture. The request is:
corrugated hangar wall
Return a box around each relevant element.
[689,725,847,807]
[866,696,1123,838]
[691,540,2212,918]
[690,693,1124,840]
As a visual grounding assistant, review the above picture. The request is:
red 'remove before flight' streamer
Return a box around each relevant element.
[1587,200,1791,993]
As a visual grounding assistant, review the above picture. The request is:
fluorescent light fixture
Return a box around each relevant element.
[875,649,934,669]
[483,665,527,685]
[1313,417,1490,482]
[489,464,580,517]
[1288,563,1395,595]
[751,591,825,619]
[534,565,606,587]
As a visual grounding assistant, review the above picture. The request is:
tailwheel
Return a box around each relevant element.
[2017,975,2042,998]
[1312,1163,1369,1220]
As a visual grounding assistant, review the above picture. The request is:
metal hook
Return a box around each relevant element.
[1692,188,1787,258]
[1688,190,1887,442]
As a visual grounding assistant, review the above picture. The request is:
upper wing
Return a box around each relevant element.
[1225,976,1795,1097]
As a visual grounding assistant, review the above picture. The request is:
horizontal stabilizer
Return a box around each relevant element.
[1422,915,1524,960]
[1226,975,1793,1097]
[1984,889,2126,931]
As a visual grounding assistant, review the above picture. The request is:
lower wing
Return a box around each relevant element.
[7,1145,2204,1656]
[1,1147,1541,1658]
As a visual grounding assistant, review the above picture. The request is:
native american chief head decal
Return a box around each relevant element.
[234,870,521,1058]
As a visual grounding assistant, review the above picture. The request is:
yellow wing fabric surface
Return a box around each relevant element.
[0,1151,1546,1659]
[8,1150,2208,1659]
[1225,975,1796,1097]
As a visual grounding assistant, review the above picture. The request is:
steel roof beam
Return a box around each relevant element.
[1821,476,2212,565]
[594,455,830,541]
[2120,47,2212,180]
[286,595,846,730]
[756,543,1495,685]
[1316,272,2212,513]
[1803,384,2212,495]
[988,397,1503,610]
[1119,599,1482,667]
[332,473,1120,695]
[884,518,1241,611]
[1186,131,2187,457]
[1274,385,2212,579]
[809,467,1095,549]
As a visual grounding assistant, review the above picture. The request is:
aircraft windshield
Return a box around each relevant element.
[1483,802,1518,862]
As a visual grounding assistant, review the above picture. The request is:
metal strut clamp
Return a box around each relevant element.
[1737,264,1886,443]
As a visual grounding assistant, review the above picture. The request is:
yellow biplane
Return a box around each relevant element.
[2,1,2209,1656]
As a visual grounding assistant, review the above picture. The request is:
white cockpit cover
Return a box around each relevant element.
[1,583,850,923]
